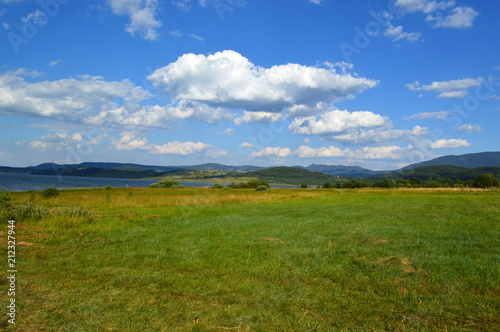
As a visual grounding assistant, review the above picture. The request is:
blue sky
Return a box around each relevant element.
[0,0,499,169]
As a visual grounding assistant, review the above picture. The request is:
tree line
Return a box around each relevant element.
[322,174,500,189]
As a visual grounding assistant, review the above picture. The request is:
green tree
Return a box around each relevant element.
[474,174,500,188]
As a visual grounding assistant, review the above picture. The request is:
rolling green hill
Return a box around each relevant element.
[237,166,340,186]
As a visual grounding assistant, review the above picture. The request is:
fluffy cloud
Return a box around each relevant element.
[29,132,106,151]
[107,0,162,40]
[288,109,388,136]
[326,126,429,145]
[86,100,232,129]
[426,6,478,29]
[148,50,378,113]
[294,145,351,158]
[395,0,477,29]
[110,132,214,155]
[151,141,212,155]
[457,124,483,133]
[429,138,471,148]
[240,142,255,148]
[395,0,456,14]
[249,147,292,159]
[406,78,482,98]
[384,24,422,42]
[404,111,452,120]
[111,131,151,151]
[234,111,282,125]
[0,69,150,119]
[295,144,413,161]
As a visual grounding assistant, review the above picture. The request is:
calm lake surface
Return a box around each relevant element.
[0,173,297,191]
[0,173,214,191]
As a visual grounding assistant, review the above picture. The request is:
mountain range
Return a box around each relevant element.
[1,152,499,183]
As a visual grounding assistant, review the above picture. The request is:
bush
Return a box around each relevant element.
[474,174,500,188]
[255,185,269,191]
[300,183,308,189]
[105,185,112,190]
[212,183,228,189]
[150,180,183,188]
[40,187,60,198]
[323,182,333,189]
[229,180,270,189]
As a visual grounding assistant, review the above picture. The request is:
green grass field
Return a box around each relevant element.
[1,188,499,331]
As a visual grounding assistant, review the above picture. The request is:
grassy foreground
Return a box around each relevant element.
[1,188,499,331]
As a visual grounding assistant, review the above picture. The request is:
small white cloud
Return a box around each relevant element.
[288,109,388,136]
[151,141,212,155]
[49,59,62,67]
[309,0,325,4]
[206,149,228,158]
[249,147,291,159]
[112,131,151,151]
[240,142,254,149]
[303,138,310,144]
[294,145,351,158]
[172,0,192,11]
[404,111,452,120]
[457,124,483,133]
[169,30,182,37]
[406,77,482,99]
[221,128,234,135]
[429,138,471,149]
[189,33,204,42]
[2,22,9,30]
[30,132,103,151]
[384,24,422,42]
[494,65,500,71]
[427,6,478,29]
[107,0,162,40]
[234,111,282,125]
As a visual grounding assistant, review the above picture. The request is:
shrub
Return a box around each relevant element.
[40,187,60,198]
[474,174,500,188]
[255,185,269,191]
[150,180,182,188]
[212,183,228,189]
[105,185,112,190]
[323,182,333,189]
[229,180,270,189]
[300,183,308,189]
[169,184,185,189]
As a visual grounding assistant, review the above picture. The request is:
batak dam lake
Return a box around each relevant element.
[0,173,212,191]
[0,173,298,191]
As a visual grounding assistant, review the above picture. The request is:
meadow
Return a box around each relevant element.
[0,187,499,331]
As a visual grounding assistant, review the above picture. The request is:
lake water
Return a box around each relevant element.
[0,173,298,191]
[0,173,215,191]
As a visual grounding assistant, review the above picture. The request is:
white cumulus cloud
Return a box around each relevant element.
[234,111,282,125]
[148,50,378,113]
[288,109,388,136]
[406,78,482,99]
[429,138,471,148]
[151,141,212,155]
[107,0,162,40]
[457,124,483,133]
[249,147,292,159]
[0,69,150,119]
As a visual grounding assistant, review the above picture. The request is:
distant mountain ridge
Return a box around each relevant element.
[1,152,499,182]
[402,152,500,170]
